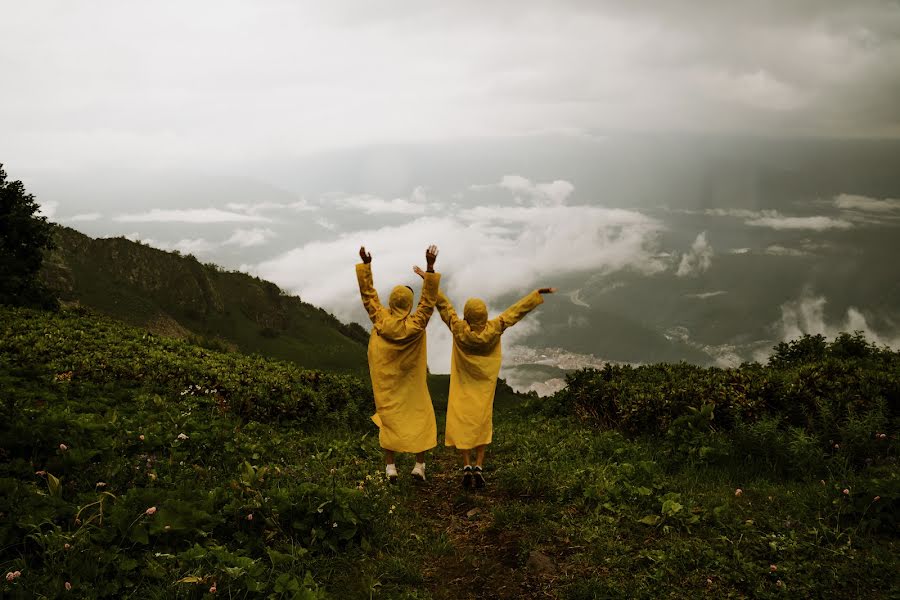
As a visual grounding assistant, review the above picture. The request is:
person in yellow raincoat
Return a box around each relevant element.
[415,266,555,488]
[357,245,440,483]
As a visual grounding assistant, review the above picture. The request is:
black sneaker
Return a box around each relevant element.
[462,465,473,489]
[473,466,485,489]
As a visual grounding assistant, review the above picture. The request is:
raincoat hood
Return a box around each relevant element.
[389,285,414,317]
[463,298,488,332]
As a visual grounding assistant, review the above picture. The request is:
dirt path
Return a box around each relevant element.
[409,443,555,600]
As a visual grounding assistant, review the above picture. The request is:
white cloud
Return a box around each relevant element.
[114,208,272,223]
[332,193,430,215]
[676,231,713,277]
[226,200,317,214]
[223,227,277,248]
[172,238,216,255]
[36,201,59,220]
[834,194,900,212]
[65,212,102,222]
[779,292,900,349]
[315,217,338,231]
[764,245,807,257]
[746,215,853,231]
[475,175,575,206]
[685,291,727,299]
[729,247,751,254]
[255,184,664,372]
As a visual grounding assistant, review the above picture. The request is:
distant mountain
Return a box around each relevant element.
[40,226,369,376]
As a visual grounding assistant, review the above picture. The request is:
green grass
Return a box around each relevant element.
[1,306,897,598]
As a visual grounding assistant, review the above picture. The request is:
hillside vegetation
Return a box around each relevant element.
[1,306,898,598]
[40,226,369,376]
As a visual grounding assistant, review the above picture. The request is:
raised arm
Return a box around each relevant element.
[495,287,556,332]
[408,245,441,331]
[414,264,459,328]
[355,246,382,323]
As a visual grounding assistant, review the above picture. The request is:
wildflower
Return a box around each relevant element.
[177,433,188,440]
[59,443,68,451]
[5,572,16,582]
[776,580,783,588]
[65,582,72,591]
[209,583,217,593]
[35,470,46,476]
[874,496,881,502]
[877,433,887,439]
[820,480,826,486]
[246,514,253,521]
[706,578,712,585]
[95,482,107,488]
[64,543,71,550]
[770,564,777,572]
[735,488,743,497]
[332,522,338,528]
[833,443,840,449]
[139,434,145,441]
[164,525,171,531]
[145,506,157,516]
[842,488,850,495]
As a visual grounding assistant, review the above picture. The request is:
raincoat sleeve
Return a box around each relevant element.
[495,290,544,332]
[436,290,461,329]
[355,263,383,323]
[408,271,441,331]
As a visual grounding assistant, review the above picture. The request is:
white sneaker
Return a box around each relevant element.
[385,464,398,483]
[411,462,426,481]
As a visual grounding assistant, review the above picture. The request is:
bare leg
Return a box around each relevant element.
[475,445,486,467]
[460,448,472,466]
[415,452,425,464]
[384,449,395,465]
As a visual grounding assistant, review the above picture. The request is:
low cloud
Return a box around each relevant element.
[255,179,664,372]
[223,228,277,248]
[746,215,852,231]
[764,245,808,257]
[834,194,900,213]
[124,233,215,256]
[36,201,59,220]
[114,208,272,224]
[729,247,751,254]
[332,193,429,215]
[226,200,317,214]
[779,292,900,349]
[473,175,575,206]
[676,232,713,277]
[685,291,727,299]
[66,212,103,222]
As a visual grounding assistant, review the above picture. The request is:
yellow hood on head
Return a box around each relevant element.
[389,285,414,317]
[463,298,488,332]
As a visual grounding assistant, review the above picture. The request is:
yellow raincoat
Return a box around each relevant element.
[437,290,544,449]
[356,262,440,453]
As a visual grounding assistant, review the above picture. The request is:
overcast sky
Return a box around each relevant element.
[2,1,899,171]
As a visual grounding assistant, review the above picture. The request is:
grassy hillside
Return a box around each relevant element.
[2,306,897,598]
[40,226,369,376]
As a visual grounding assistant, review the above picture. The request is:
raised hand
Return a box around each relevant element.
[359,246,372,264]
[425,245,438,271]
[538,287,557,294]
[413,265,426,279]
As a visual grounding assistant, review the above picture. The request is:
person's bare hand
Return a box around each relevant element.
[359,246,372,264]
[425,245,438,271]
[413,265,426,279]
[538,287,557,294]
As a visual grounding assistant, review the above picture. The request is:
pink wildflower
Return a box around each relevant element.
[874,496,881,502]
[842,488,850,495]
[734,488,743,497]
[59,443,68,451]
[210,583,217,593]
[35,470,46,476]
[833,443,840,449]
[64,543,71,550]
[246,513,253,521]
[145,506,157,516]
[5,572,15,582]
[65,581,72,591]
[770,564,777,572]
[139,434,145,441]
